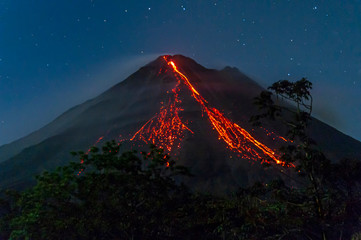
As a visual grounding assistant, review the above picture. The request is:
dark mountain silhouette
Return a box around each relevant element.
[0,55,360,192]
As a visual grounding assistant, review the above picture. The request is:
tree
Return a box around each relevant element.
[5,141,191,240]
[250,78,361,239]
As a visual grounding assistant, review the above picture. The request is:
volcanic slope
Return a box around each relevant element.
[0,55,360,192]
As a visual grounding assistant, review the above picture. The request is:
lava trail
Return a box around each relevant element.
[131,55,292,167]
[77,135,105,175]
[130,77,193,152]
[165,56,291,166]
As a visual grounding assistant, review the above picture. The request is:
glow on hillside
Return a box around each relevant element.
[129,56,294,167]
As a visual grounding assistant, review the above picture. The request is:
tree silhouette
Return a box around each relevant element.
[251,78,361,239]
[5,142,191,239]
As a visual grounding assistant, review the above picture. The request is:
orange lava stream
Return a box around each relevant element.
[130,82,193,152]
[165,58,292,167]
[129,55,293,167]
[77,135,105,175]
[259,126,293,143]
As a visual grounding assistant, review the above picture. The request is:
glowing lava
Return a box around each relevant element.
[77,135,105,175]
[130,56,293,167]
[130,77,193,152]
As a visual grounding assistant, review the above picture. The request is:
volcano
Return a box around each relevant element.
[0,55,360,192]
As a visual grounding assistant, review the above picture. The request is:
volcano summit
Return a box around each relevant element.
[130,56,290,166]
[0,55,360,192]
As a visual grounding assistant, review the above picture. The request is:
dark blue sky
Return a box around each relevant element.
[0,0,360,144]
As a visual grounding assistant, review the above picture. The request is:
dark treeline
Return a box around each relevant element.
[1,79,361,239]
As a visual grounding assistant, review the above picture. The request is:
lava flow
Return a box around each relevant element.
[130,77,193,152]
[77,135,105,175]
[130,56,293,167]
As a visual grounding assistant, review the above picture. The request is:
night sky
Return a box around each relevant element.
[1,0,360,145]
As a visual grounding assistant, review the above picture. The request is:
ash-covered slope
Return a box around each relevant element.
[0,55,360,192]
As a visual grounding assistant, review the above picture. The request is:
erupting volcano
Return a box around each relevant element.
[1,54,360,192]
[129,55,292,167]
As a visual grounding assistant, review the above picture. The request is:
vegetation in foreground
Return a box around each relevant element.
[0,79,361,239]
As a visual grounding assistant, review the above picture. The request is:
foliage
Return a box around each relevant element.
[251,78,361,239]
[2,142,192,239]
